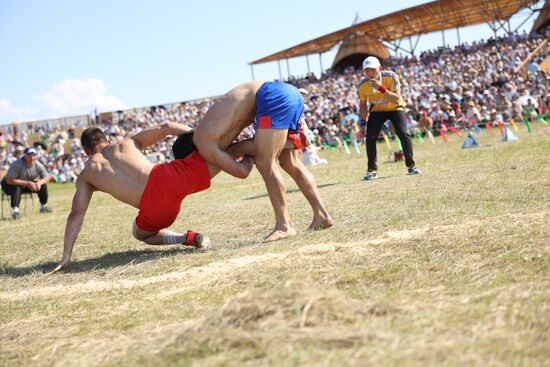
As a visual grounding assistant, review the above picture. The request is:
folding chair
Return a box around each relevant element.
[1,190,35,220]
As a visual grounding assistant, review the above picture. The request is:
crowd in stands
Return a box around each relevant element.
[1,28,548,181]
[290,29,549,148]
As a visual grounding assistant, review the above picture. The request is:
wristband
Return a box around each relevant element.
[359,119,367,127]
[378,85,387,93]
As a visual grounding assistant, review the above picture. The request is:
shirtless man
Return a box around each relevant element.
[193,81,333,242]
[49,122,253,273]
[418,110,436,144]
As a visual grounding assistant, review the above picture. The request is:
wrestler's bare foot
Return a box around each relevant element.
[308,215,334,231]
[263,227,297,242]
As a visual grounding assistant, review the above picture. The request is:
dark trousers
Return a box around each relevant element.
[1,179,48,208]
[365,110,415,171]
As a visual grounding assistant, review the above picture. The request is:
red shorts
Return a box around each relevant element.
[287,130,308,150]
[135,151,211,232]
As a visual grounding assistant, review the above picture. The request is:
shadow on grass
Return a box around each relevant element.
[0,247,200,278]
[360,175,393,182]
[243,183,337,201]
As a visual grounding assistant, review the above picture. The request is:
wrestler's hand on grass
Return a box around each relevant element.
[46,256,70,275]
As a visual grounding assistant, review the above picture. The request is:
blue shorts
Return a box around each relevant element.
[255,82,304,130]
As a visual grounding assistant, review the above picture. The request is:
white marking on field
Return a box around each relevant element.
[298,228,428,257]
[2,253,287,301]
[2,226,430,301]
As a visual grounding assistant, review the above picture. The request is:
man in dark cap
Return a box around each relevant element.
[1,147,54,219]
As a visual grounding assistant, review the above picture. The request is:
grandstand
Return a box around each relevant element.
[0,1,548,184]
[249,0,545,72]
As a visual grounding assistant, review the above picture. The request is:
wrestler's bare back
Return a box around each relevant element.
[198,81,264,149]
[79,139,155,208]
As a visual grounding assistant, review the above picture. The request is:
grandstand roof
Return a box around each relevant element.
[531,0,550,32]
[250,0,539,65]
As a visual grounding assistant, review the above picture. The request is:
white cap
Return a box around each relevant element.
[298,88,309,95]
[24,147,37,155]
[362,56,381,70]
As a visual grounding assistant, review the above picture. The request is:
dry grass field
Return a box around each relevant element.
[1,127,549,366]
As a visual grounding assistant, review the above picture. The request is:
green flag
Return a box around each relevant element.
[342,139,351,155]
[395,135,403,151]
[523,118,532,134]
[352,139,361,154]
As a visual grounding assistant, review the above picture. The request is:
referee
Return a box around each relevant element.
[358,56,420,180]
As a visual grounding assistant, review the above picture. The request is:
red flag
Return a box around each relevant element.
[498,121,504,136]
[485,122,493,134]
[439,128,448,143]
[449,127,462,137]
[427,129,436,144]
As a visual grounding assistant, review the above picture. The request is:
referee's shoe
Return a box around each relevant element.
[363,170,378,180]
[407,166,421,175]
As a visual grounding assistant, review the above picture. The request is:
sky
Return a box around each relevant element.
[0,0,542,125]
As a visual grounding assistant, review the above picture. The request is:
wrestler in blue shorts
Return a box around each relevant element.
[255,82,308,149]
[255,81,303,129]
[192,80,333,242]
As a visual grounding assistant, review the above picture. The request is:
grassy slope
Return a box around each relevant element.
[1,127,549,367]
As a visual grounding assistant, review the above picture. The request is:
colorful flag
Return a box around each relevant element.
[510,118,519,132]
[462,133,479,148]
[382,132,391,150]
[395,135,403,151]
[416,131,424,144]
[498,121,504,136]
[427,130,436,144]
[536,115,548,126]
[502,127,518,142]
[352,139,361,154]
[523,118,532,133]
[342,139,351,155]
[449,127,462,137]
[439,128,448,143]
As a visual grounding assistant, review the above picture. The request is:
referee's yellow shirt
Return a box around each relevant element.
[358,70,405,112]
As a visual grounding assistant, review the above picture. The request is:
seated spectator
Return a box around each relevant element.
[527,60,539,78]
[490,109,504,126]
[542,96,550,115]
[1,147,54,220]
[324,129,342,148]
[406,111,419,133]
[496,91,512,119]
[511,95,523,121]
[480,105,491,123]
[429,105,449,129]
[524,98,538,122]
[465,101,481,127]
[447,108,457,126]
[418,110,434,132]
[450,98,462,117]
